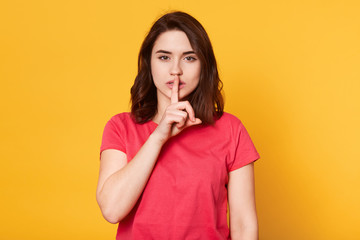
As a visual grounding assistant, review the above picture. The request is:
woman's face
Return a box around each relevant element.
[151,30,201,104]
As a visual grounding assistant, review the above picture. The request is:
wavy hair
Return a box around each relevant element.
[130,11,224,124]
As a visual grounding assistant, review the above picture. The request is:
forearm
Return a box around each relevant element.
[230,223,258,240]
[97,133,164,223]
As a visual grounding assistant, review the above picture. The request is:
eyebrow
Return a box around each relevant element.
[155,50,196,55]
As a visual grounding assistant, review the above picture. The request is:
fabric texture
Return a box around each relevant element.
[100,112,260,240]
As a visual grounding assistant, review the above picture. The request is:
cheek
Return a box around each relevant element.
[150,60,156,78]
[192,63,201,83]
[151,61,166,81]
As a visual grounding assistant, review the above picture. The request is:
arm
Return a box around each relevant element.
[96,135,164,224]
[96,78,201,224]
[228,162,258,240]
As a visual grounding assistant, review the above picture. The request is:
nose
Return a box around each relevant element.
[170,59,183,76]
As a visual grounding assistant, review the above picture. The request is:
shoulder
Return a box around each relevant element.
[107,112,134,125]
[103,112,136,132]
[109,112,131,121]
[216,112,244,128]
[214,112,251,140]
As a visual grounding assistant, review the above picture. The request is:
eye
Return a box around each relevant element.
[184,56,197,61]
[159,55,170,60]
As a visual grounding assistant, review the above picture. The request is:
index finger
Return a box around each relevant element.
[171,77,179,104]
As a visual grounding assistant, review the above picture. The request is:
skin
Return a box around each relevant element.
[96,30,258,239]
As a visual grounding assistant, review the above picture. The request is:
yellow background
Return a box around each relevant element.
[1,0,359,239]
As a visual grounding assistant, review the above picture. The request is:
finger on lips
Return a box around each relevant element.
[171,77,179,104]
[170,77,196,123]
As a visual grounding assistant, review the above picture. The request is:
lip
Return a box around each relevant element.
[166,80,186,89]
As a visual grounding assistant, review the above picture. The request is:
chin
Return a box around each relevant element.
[179,92,192,101]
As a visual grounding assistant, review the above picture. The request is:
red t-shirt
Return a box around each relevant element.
[100,112,260,239]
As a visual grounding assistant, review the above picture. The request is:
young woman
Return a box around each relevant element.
[96,11,260,240]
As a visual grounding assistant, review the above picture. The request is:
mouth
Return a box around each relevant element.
[166,80,186,89]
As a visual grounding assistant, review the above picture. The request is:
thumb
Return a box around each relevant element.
[185,118,202,127]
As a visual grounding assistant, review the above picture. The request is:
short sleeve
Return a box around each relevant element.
[227,119,260,171]
[100,115,126,156]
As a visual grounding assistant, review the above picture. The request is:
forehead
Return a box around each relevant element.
[152,30,193,52]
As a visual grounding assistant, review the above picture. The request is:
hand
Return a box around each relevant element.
[152,77,202,144]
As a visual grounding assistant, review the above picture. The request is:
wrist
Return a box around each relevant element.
[148,131,168,146]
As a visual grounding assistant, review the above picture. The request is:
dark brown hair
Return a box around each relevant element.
[130,11,224,124]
